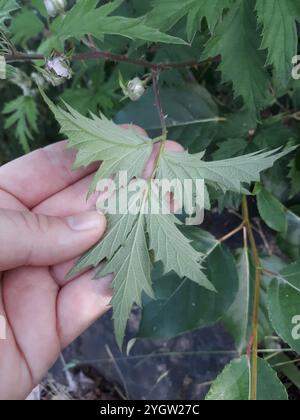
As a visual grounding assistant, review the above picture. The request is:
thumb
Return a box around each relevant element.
[0,208,106,270]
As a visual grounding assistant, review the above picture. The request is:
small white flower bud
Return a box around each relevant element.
[44,0,66,17]
[46,55,72,84]
[35,55,72,87]
[127,77,145,101]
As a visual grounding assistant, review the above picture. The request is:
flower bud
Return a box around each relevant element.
[127,77,145,101]
[44,0,66,17]
[47,56,72,79]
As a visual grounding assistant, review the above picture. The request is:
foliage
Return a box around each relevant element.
[1,0,300,400]
[205,356,287,400]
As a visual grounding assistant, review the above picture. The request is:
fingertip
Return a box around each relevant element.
[65,211,107,236]
[58,270,113,348]
[121,124,148,137]
[165,140,185,153]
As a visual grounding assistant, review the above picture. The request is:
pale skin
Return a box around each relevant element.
[0,125,183,400]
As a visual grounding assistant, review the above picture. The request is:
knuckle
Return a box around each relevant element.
[20,211,51,236]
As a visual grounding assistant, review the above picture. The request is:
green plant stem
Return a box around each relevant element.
[148,68,168,180]
[241,195,262,401]
[4,50,220,69]
[152,68,167,139]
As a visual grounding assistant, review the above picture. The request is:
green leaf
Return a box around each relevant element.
[43,89,294,350]
[256,185,287,233]
[146,212,213,291]
[3,96,38,153]
[68,188,140,278]
[99,212,154,349]
[186,0,234,40]
[10,7,44,46]
[223,247,251,354]
[253,118,297,149]
[56,0,186,44]
[278,210,300,261]
[259,256,286,340]
[204,0,271,121]
[138,229,238,339]
[144,0,193,34]
[157,147,294,195]
[31,0,47,17]
[69,182,213,347]
[206,356,288,400]
[217,110,257,140]
[256,0,298,87]
[268,261,300,354]
[287,0,300,18]
[145,0,234,41]
[288,150,300,197]
[0,0,19,29]
[278,260,300,292]
[270,353,300,390]
[61,88,103,115]
[40,90,153,195]
[224,253,284,354]
[213,138,249,160]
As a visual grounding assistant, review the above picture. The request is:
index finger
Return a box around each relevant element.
[0,141,98,209]
[0,125,148,209]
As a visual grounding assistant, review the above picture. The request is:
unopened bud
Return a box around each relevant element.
[40,55,72,86]
[127,77,145,101]
[47,56,72,79]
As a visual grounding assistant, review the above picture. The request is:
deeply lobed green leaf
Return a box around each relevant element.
[40,90,294,348]
[204,0,272,121]
[55,0,186,45]
[256,0,298,87]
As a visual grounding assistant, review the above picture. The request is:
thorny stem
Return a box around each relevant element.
[148,68,168,181]
[152,68,167,139]
[242,195,262,401]
[4,50,220,70]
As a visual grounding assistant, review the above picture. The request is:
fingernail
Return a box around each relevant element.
[65,211,105,232]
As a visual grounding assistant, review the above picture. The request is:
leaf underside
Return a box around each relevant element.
[41,90,292,348]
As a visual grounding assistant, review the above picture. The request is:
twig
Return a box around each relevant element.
[105,344,129,400]
[253,218,272,256]
[218,222,244,243]
[65,348,295,366]
[4,50,220,70]
[146,370,170,399]
[228,209,265,237]
[262,268,279,277]
[60,354,78,393]
[272,358,300,368]
[147,68,169,180]
[151,68,167,138]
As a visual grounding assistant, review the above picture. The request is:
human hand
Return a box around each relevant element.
[0,126,183,400]
[0,136,112,400]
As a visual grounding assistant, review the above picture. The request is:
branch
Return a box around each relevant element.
[4,50,220,70]
[218,223,244,243]
[242,196,262,401]
[151,68,167,137]
[148,69,168,180]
